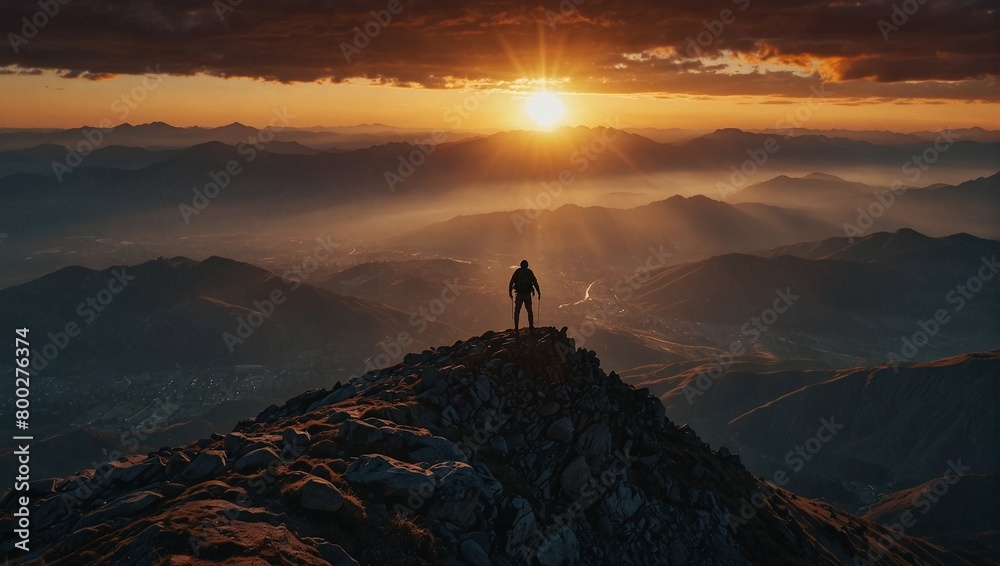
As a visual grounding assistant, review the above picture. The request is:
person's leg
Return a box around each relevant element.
[525,295,534,331]
[514,294,523,330]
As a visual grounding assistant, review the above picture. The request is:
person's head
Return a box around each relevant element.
[520,260,528,268]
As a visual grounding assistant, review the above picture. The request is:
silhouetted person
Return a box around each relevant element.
[509,259,540,334]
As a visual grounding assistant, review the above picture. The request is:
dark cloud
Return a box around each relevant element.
[1,0,996,99]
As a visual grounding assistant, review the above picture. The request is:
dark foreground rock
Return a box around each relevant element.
[0,328,983,565]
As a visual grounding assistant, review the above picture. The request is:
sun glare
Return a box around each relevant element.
[525,91,565,129]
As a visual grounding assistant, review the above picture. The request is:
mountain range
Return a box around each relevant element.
[0,255,452,374]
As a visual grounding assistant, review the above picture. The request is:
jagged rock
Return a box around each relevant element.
[576,422,612,458]
[182,450,227,482]
[283,428,312,449]
[234,447,281,474]
[345,454,435,497]
[77,491,163,530]
[503,496,537,557]
[545,416,575,444]
[408,434,468,463]
[490,435,508,456]
[428,461,484,527]
[339,419,384,447]
[602,481,644,524]
[441,405,461,426]
[539,400,561,416]
[164,452,191,477]
[27,478,56,496]
[299,478,345,512]
[560,455,591,496]
[62,526,101,553]
[460,538,493,565]
[224,432,250,456]
[35,494,73,529]
[536,525,581,566]
[109,457,163,487]
[316,542,360,565]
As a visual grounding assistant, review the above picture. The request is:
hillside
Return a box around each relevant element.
[0,255,454,373]
[0,328,981,564]
[621,245,1000,364]
[698,351,999,509]
[862,475,1000,558]
[729,172,1000,239]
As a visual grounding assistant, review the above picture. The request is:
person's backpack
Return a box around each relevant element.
[515,268,533,292]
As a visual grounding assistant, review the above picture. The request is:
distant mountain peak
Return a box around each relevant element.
[803,172,847,182]
[217,121,253,130]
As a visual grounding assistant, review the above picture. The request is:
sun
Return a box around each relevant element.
[524,91,565,129]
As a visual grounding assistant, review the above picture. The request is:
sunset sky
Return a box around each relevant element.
[1,0,997,131]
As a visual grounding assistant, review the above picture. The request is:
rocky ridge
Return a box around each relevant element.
[0,328,980,564]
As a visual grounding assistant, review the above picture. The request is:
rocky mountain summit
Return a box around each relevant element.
[0,328,980,564]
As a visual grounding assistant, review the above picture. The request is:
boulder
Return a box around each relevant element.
[576,422,612,458]
[234,447,281,474]
[407,434,468,463]
[536,526,580,566]
[545,417,575,445]
[316,542,360,566]
[182,450,227,482]
[299,478,345,512]
[502,496,537,557]
[460,538,493,566]
[428,461,484,527]
[77,491,163,530]
[345,454,435,498]
[560,455,591,496]
[164,452,191,477]
[283,428,312,449]
[339,419,384,447]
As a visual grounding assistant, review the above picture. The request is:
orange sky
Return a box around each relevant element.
[1,70,997,132]
[0,1,996,132]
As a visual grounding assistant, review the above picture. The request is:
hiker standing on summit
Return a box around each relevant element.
[509,260,541,334]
